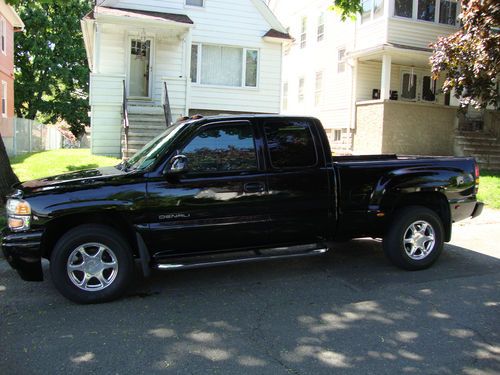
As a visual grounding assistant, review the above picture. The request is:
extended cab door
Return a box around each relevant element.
[146,120,270,256]
[261,118,332,245]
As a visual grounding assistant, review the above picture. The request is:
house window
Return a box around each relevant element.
[1,81,7,117]
[190,44,259,88]
[395,0,413,18]
[439,0,458,25]
[401,71,418,100]
[283,82,288,110]
[185,0,204,7]
[422,75,437,101]
[337,48,346,73]
[190,44,199,83]
[317,13,325,41]
[418,0,436,22]
[0,18,6,54]
[298,77,304,103]
[300,17,307,49]
[334,129,342,142]
[361,0,384,23]
[395,0,457,25]
[315,72,322,106]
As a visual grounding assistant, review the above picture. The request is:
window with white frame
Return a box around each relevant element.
[298,77,305,103]
[317,12,325,42]
[315,71,323,106]
[185,0,204,7]
[283,82,288,110]
[394,0,459,25]
[1,81,7,117]
[334,129,341,142]
[0,18,6,54]
[362,0,384,23]
[190,44,259,88]
[300,17,307,49]
[337,48,346,73]
[400,70,437,102]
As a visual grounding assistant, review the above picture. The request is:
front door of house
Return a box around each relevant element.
[129,39,152,98]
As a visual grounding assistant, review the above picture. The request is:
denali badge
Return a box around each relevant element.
[159,213,191,220]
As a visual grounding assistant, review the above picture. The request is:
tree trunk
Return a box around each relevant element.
[0,133,19,203]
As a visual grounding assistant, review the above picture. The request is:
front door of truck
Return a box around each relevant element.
[146,120,270,256]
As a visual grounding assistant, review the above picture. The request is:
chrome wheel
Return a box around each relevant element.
[66,243,118,292]
[403,220,436,260]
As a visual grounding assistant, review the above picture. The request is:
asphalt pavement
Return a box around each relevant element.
[1,210,499,374]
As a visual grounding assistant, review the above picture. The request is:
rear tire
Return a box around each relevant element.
[383,206,444,270]
[50,224,134,304]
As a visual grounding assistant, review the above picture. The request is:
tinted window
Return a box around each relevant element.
[182,124,257,173]
[264,120,317,169]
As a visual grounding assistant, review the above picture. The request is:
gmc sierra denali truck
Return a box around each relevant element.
[1,115,483,303]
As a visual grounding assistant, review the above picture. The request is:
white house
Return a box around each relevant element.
[268,0,500,166]
[81,0,290,157]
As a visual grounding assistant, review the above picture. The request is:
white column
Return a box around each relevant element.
[380,54,391,100]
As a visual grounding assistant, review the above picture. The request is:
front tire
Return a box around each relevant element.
[383,206,444,270]
[50,224,134,303]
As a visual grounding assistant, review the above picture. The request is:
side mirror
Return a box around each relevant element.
[166,154,189,175]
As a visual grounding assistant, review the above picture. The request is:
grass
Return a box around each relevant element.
[10,149,120,182]
[478,170,500,209]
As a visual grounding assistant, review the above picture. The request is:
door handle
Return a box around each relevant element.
[244,182,265,193]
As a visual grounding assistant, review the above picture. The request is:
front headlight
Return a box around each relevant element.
[6,199,31,231]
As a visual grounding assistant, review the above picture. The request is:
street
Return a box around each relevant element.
[1,210,499,374]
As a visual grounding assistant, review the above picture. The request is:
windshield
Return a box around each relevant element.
[124,121,185,171]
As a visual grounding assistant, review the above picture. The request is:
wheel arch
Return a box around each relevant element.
[383,192,452,242]
[40,213,140,259]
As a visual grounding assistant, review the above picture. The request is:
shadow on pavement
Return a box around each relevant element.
[1,239,499,374]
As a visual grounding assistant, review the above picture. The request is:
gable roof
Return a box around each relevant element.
[85,6,193,25]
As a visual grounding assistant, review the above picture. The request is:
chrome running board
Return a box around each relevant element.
[154,245,329,271]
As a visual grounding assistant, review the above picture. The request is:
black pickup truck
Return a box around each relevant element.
[2,115,483,303]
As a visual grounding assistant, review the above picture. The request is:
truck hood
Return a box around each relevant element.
[14,166,127,196]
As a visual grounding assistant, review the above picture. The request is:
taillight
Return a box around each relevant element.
[474,161,480,194]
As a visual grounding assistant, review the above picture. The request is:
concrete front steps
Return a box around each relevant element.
[455,131,500,171]
[121,103,168,158]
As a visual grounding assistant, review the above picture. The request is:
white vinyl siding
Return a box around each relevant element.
[283,81,288,110]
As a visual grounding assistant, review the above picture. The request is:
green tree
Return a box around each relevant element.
[431,0,500,109]
[13,0,92,136]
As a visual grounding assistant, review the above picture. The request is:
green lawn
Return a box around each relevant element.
[10,149,120,182]
[478,170,500,209]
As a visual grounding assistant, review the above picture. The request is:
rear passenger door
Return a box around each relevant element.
[262,118,331,245]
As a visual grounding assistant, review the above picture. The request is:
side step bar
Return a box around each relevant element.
[154,245,329,271]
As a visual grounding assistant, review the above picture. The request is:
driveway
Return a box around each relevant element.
[1,210,499,374]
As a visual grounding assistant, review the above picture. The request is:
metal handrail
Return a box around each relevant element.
[122,80,129,157]
[163,81,172,127]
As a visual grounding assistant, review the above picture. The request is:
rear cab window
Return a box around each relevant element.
[263,119,318,169]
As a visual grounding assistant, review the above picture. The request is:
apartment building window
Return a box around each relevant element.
[334,129,342,142]
[298,78,305,103]
[185,0,204,7]
[317,12,325,41]
[315,72,323,106]
[401,71,437,102]
[337,48,346,73]
[361,0,384,23]
[190,44,259,88]
[0,18,6,54]
[395,0,458,25]
[300,17,307,49]
[401,71,418,100]
[1,81,7,117]
[439,0,458,25]
[418,0,435,22]
[283,82,288,110]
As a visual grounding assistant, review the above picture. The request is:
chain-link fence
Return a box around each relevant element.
[0,117,62,156]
